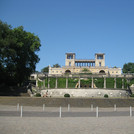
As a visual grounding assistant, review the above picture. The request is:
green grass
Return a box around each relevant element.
[37,77,133,89]
[57,78,66,88]
[68,78,78,88]
[116,78,122,88]
[106,78,114,88]
[45,78,48,88]
[38,81,43,88]
[94,78,104,88]
[49,78,56,88]
[80,79,92,88]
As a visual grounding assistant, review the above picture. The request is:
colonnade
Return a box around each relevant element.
[41,77,126,89]
[103,77,125,89]
[75,62,95,67]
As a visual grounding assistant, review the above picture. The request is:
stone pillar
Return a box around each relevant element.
[55,77,58,88]
[114,77,117,89]
[104,77,106,89]
[36,74,38,87]
[122,78,124,89]
[66,77,68,88]
[78,77,81,88]
[91,77,94,88]
[48,78,50,88]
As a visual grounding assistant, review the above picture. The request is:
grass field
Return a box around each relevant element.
[38,77,133,89]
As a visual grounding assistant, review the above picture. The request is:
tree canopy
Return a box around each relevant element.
[122,63,134,73]
[53,64,60,68]
[0,20,41,86]
[41,66,49,73]
[41,64,61,73]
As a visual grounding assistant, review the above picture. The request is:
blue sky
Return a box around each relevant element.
[0,0,134,71]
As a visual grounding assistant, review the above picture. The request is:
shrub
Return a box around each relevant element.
[130,94,134,97]
[38,81,43,88]
[35,93,41,97]
[64,93,70,97]
[104,94,108,98]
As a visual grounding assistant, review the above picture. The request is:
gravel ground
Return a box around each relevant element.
[0,105,134,134]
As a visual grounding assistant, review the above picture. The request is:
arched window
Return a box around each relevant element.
[65,70,71,74]
[99,70,105,74]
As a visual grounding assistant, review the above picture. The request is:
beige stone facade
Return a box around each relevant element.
[49,53,121,76]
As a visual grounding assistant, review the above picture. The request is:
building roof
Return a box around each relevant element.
[95,53,105,55]
[65,53,76,55]
[75,59,95,63]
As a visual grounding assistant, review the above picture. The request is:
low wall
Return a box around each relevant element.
[0,97,134,107]
[130,85,134,94]
[41,88,129,98]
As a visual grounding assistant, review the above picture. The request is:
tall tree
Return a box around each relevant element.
[0,20,41,86]
[122,63,134,73]
[41,66,49,73]
[0,20,15,84]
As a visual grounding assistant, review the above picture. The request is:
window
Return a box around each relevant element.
[97,55,103,59]
[69,62,71,66]
[99,62,101,67]
[99,70,105,74]
[67,55,73,59]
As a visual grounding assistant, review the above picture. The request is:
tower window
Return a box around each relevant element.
[67,55,73,59]
[99,62,101,67]
[69,62,71,66]
[97,55,103,59]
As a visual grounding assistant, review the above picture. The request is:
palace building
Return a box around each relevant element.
[49,53,121,76]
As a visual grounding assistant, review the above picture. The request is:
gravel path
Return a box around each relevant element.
[0,105,134,134]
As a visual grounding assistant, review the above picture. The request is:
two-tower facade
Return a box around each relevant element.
[49,53,121,76]
[65,53,105,67]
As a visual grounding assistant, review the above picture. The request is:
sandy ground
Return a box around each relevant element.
[0,105,134,134]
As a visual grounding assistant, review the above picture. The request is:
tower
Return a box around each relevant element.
[95,53,105,67]
[65,53,75,67]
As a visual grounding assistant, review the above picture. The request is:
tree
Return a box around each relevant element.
[122,63,134,73]
[0,20,41,86]
[41,66,49,73]
[82,68,89,72]
[53,64,60,68]
[41,64,61,73]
